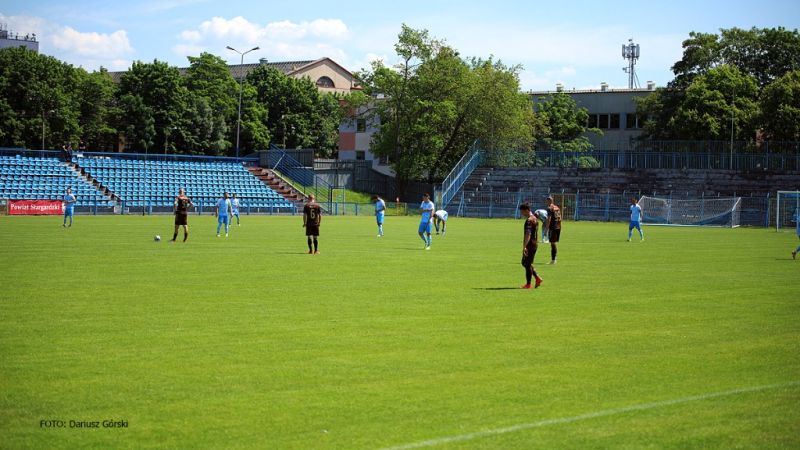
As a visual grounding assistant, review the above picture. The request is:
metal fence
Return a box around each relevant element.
[449,188,777,227]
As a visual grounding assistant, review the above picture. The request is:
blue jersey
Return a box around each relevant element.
[375,199,386,215]
[231,198,240,213]
[216,198,231,216]
[420,200,435,222]
[63,194,76,212]
[631,204,642,222]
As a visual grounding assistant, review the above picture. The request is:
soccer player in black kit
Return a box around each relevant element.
[519,202,543,289]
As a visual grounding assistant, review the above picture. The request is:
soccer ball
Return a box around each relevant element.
[154,235,161,242]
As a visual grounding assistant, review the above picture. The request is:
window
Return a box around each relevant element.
[316,76,335,88]
[610,114,620,129]
[357,119,366,132]
[356,151,366,160]
[598,114,609,129]
[587,114,598,129]
[626,114,638,129]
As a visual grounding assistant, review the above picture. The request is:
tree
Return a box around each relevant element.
[670,66,759,140]
[76,67,118,152]
[637,66,759,141]
[244,65,341,157]
[182,52,238,154]
[758,71,800,141]
[0,46,81,149]
[535,92,599,141]
[354,25,542,184]
[671,27,800,89]
[117,60,188,153]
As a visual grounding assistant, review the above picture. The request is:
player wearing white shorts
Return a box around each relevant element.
[434,209,448,234]
[229,193,241,226]
[534,209,548,242]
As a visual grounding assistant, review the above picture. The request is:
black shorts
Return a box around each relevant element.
[549,228,561,243]
[306,225,320,237]
[521,245,537,266]
[175,212,188,226]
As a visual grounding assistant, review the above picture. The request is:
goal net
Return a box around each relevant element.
[775,191,800,232]
[638,196,741,227]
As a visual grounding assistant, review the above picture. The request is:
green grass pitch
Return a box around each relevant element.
[1,214,798,449]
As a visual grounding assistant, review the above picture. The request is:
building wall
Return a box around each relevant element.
[293,63,355,95]
[529,88,656,141]
[0,31,39,52]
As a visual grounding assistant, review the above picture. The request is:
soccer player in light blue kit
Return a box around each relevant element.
[418,193,435,250]
[62,187,76,227]
[373,195,386,236]
[215,192,233,237]
[229,193,241,227]
[792,207,800,260]
[534,208,549,242]
[628,197,644,241]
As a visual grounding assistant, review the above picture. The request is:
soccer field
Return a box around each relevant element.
[1,214,798,449]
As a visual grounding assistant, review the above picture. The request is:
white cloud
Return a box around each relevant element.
[52,27,133,58]
[0,13,134,70]
[174,16,351,63]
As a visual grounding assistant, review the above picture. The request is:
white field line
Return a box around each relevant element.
[378,381,800,450]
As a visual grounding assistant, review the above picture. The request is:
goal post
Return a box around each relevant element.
[638,196,741,228]
[775,191,800,232]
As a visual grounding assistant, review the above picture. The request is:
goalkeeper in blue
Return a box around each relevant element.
[628,198,644,241]
[793,208,799,260]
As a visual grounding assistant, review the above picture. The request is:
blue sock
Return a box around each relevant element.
[628,230,632,239]
[217,224,221,233]
[420,234,427,244]
[639,229,644,239]
[427,235,432,246]
[378,225,383,234]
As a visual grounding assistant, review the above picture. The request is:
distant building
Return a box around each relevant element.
[0,24,39,52]
[528,81,659,141]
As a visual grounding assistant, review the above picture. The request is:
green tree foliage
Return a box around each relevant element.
[535,92,599,141]
[637,66,759,140]
[671,27,800,89]
[182,53,237,154]
[76,68,118,152]
[244,66,341,157]
[638,26,799,141]
[0,46,81,149]
[758,71,800,141]
[117,60,188,153]
[353,25,541,183]
[534,92,602,166]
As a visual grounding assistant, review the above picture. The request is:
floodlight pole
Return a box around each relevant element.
[227,45,260,163]
[730,87,735,170]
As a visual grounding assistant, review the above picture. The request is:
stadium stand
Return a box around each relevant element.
[77,159,294,211]
[0,155,110,206]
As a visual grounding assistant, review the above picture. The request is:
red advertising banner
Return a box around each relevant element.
[9,200,64,215]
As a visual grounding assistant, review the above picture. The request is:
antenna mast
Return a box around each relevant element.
[622,39,640,89]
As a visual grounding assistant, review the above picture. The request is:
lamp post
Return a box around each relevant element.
[42,109,54,150]
[226,45,260,162]
[165,126,177,156]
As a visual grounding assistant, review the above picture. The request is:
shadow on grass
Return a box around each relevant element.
[473,287,519,291]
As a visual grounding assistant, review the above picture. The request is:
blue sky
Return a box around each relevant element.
[1,0,797,91]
